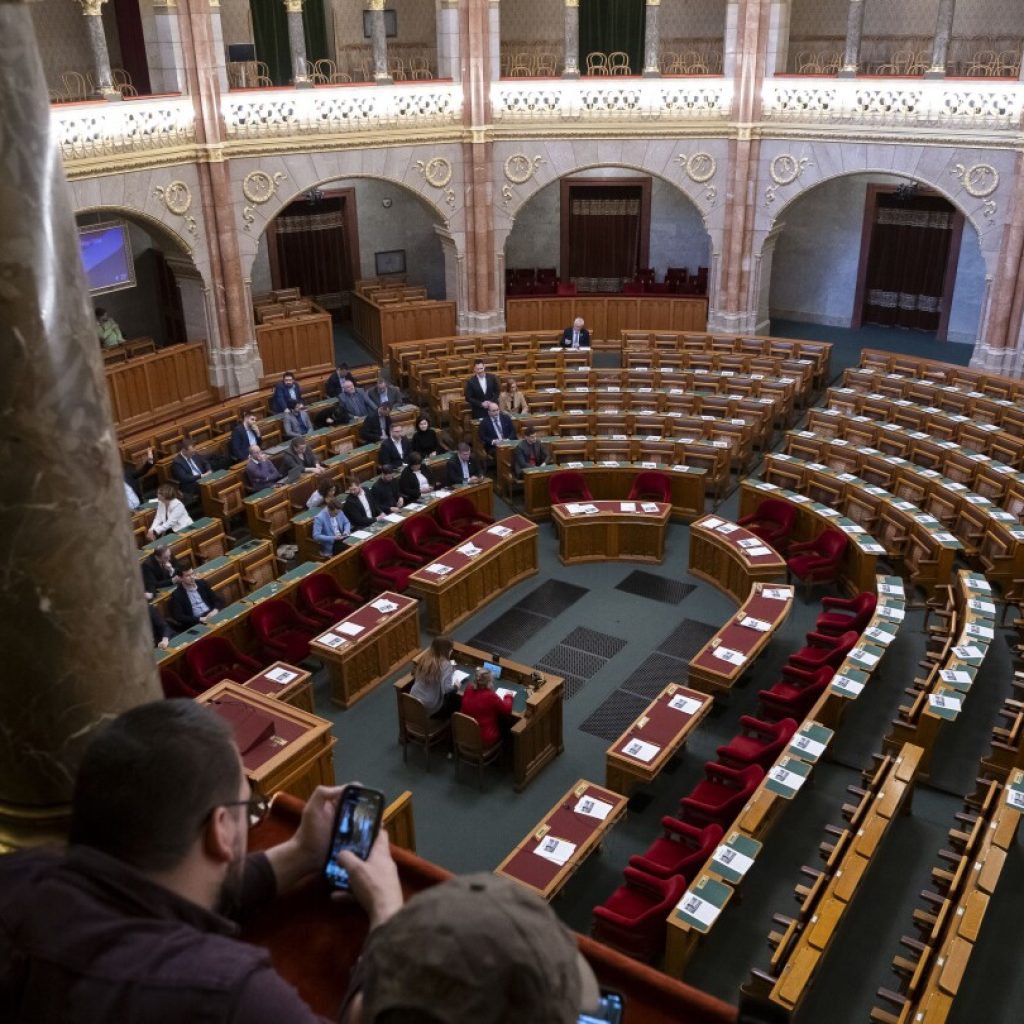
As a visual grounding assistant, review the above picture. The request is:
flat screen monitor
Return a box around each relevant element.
[79,221,135,295]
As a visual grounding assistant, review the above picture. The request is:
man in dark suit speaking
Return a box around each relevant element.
[561,317,590,349]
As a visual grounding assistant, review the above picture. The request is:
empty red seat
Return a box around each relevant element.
[184,635,262,692]
[678,762,764,829]
[400,514,457,561]
[159,665,204,699]
[298,573,363,627]
[360,536,422,593]
[815,592,877,636]
[548,470,592,504]
[433,495,495,540]
[787,528,849,590]
[758,665,833,721]
[628,818,723,883]
[249,598,320,664]
[738,498,797,552]
[786,629,858,672]
[716,716,799,770]
[591,867,686,962]
[627,470,672,504]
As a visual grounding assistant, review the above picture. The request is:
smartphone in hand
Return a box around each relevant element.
[578,990,624,1024]
[323,785,385,891]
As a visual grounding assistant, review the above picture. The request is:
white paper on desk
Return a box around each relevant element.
[790,734,826,759]
[746,545,773,557]
[564,503,586,515]
[568,408,585,415]
[567,461,586,469]
[774,453,792,461]
[701,517,724,530]
[713,646,746,666]
[790,494,811,503]
[952,644,984,659]
[645,434,661,442]
[350,530,373,540]
[968,599,996,614]
[712,845,754,879]
[737,538,761,549]
[495,686,517,702]
[965,623,995,640]
[458,543,482,557]
[861,543,886,554]
[878,583,904,595]
[850,647,879,667]
[380,513,403,524]
[425,563,454,575]
[371,599,398,614]
[641,502,660,513]
[832,674,865,696]
[433,489,452,498]
[1005,788,1024,811]
[622,738,660,763]
[966,577,992,591]
[740,616,772,632]
[769,764,807,794]
[928,693,963,713]
[716,522,739,534]
[488,524,513,538]
[265,667,298,684]
[638,387,653,394]
[640,461,658,469]
[677,892,720,929]
[453,669,471,689]
[534,837,576,866]
[762,587,793,601]
[318,633,348,649]
[818,507,841,518]
[602,461,621,467]
[575,796,613,820]
[668,694,703,715]
[337,621,365,637]
[877,605,906,622]
[619,501,637,512]
[864,626,894,645]
[940,669,972,685]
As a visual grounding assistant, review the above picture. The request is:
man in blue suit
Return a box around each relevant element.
[312,499,352,557]
[270,371,302,414]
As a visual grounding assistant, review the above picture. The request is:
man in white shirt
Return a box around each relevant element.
[342,480,382,530]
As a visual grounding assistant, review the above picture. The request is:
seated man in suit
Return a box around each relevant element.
[561,317,590,349]
[342,479,382,529]
[280,437,322,476]
[229,412,262,464]
[142,544,184,599]
[312,498,352,557]
[477,401,517,460]
[329,378,373,425]
[512,425,550,478]
[464,358,499,419]
[122,446,154,509]
[445,442,483,487]
[171,440,211,500]
[323,362,356,399]
[245,445,282,490]
[282,401,313,440]
[168,567,222,628]
[149,604,172,650]
[370,464,405,515]
[366,375,401,410]
[360,402,392,445]
[378,423,412,467]
[269,371,302,414]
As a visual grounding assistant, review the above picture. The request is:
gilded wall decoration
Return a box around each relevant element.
[502,154,544,206]
[416,156,453,189]
[242,170,287,230]
[765,154,811,205]
[951,162,999,198]
[676,152,718,206]
[153,180,197,238]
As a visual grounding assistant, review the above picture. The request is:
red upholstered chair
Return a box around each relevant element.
[360,537,422,593]
[591,867,687,962]
[786,628,858,673]
[433,496,494,540]
[548,470,593,504]
[160,665,204,699]
[815,592,877,636]
[298,573,364,627]
[556,281,578,296]
[678,762,764,829]
[758,666,833,721]
[628,819,723,882]
[786,528,849,591]
[249,599,320,664]
[627,471,672,504]
[738,498,797,552]
[184,635,262,691]
[399,515,457,561]
[716,716,799,770]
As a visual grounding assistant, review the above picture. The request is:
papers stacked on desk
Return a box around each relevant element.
[965,622,994,640]
[534,836,576,866]
[877,605,905,622]
[488,524,513,537]
[832,673,865,697]
[737,538,761,549]
[739,616,771,632]
[640,502,660,513]
[762,587,793,600]
[928,693,963,713]
[622,738,660,762]
[940,669,972,685]
[383,513,404,523]
[349,530,373,540]
[318,632,348,649]
[745,546,773,557]
[676,892,721,929]
[458,542,483,557]
[452,669,471,689]
[371,598,399,614]
[495,687,517,703]
[952,644,984,660]
[575,796,613,820]
[337,621,365,637]
[425,563,454,575]
[668,693,703,715]
[619,501,637,512]
[849,647,879,668]
[768,763,807,796]
[602,461,620,467]
[565,503,600,515]
[433,489,452,498]
[715,522,739,534]
[265,667,298,684]
[713,646,746,666]
[968,599,996,615]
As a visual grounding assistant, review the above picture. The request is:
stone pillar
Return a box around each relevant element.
[765,0,792,76]
[148,0,189,95]
[925,0,956,79]
[752,224,784,333]
[436,0,460,81]
[75,0,120,99]
[562,0,579,79]
[722,0,740,78]
[284,0,311,87]
[839,0,865,78]
[488,0,500,81]
[206,0,229,91]
[0,0,161,848]
[642,0,660,77]
[368,0,391,85]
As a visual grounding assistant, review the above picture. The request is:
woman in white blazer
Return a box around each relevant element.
[146,484,193,541]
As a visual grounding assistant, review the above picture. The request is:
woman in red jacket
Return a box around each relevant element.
[459,668,514,747]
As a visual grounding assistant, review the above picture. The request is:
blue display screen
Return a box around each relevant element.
[79,222,134,294]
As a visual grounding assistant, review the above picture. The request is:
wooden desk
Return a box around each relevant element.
[552,499,671,565]
[494,779,627,900]
[195,681,336,800]
[689,514,787,603]
[407,515,539,633]
[311,592,420,708]
[606,684,713,796]
[238,661,314,713]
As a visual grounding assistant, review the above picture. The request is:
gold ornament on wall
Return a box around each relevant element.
[504,153,543,186]
[765,153,811,205]
[416,156,454,189]
[951,163,999,199]
[242,170,287,231]
[153,180,197,237]
[677,152,716,184]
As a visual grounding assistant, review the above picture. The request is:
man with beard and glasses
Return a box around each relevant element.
[0,699,403,1022]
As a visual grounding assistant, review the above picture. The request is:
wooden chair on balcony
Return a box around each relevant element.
[60,70,90,102]
[585,52,609,76]
[608,51,631,75]
[408,55,433,80]
[534,52,557,76]
[509,52,533,77]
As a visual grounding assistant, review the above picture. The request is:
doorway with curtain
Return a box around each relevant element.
[853,185,964,339]
[579,0,645,75]
[250,0,328,86]
[560,178,651,292]
[266,190,361,321]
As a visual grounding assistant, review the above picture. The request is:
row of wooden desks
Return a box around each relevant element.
[552,500,671,565]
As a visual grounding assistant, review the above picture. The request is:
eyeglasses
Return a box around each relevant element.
[211,787,270,830]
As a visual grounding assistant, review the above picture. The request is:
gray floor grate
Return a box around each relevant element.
[614,570,697,605]
[579,689,652,740]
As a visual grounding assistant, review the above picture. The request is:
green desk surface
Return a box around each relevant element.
[673,876,731,933]
[206,600,250,626]
[788,721,834,765]
[708,832,761,885]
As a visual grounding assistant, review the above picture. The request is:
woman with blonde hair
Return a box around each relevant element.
[145,483,192,541]
[499,377,529,416]
[410,635,461,719]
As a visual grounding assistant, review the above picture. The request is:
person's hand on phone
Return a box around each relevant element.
[336,829,403,930]
[264,784,346,891]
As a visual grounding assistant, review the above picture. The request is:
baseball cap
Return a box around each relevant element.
[360,873,597,1023]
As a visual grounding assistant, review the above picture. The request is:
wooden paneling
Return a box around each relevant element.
[351,293,458,361]
[256,311,334,380]
[505,296,708,339]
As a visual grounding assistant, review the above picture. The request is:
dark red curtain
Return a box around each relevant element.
[273,197,352,315]
[113,0,152,95]
[862,194,954,332]
[568,186,641,287]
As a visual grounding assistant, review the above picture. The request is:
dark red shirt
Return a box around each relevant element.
[460,686,514,747]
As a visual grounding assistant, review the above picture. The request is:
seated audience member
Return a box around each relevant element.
[464,358,499,419]
[478,401,517,458]
[513,425,550,478]
[561,316,590,349]
[331,379,373,424]
[446,443,483,487]
[282,401,313,440]
[168,566,222,628]
[270,371,302,414]
[171,440,212,499]
[499,377,529,416]
[142,544,184,598]
[410,635,461,719]
[379,423,411,467]
[229,412,262,463]
[399,453,434,503]
[0,699,402,1022]
[123,447,154,510]
[324,362,356,399]
[306,476,339,510]
[410,415,441,459]
[246,446,282,490]
[146,484,192,541]
[459,668,515,747]
[95,307,124,349]
[370,464,404,514]
[367,375,401,410]
[313,499,352,557]
[360,403,392,445]
[343,479,382,530]
[149,604,172,650]
[280,438,322,476]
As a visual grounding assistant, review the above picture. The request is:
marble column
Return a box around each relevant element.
[925,0,956,79]
[839,0,865,78]
[643,0,660,77]
[765,0,792,77]
[562,0,579,79]
[148,0,189,95]
[206,0,229,91]
[76,0,120,99]
[0,0,162,848]
[436,0,460,81]
[284,0,311,87]
[368,0,391,85]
